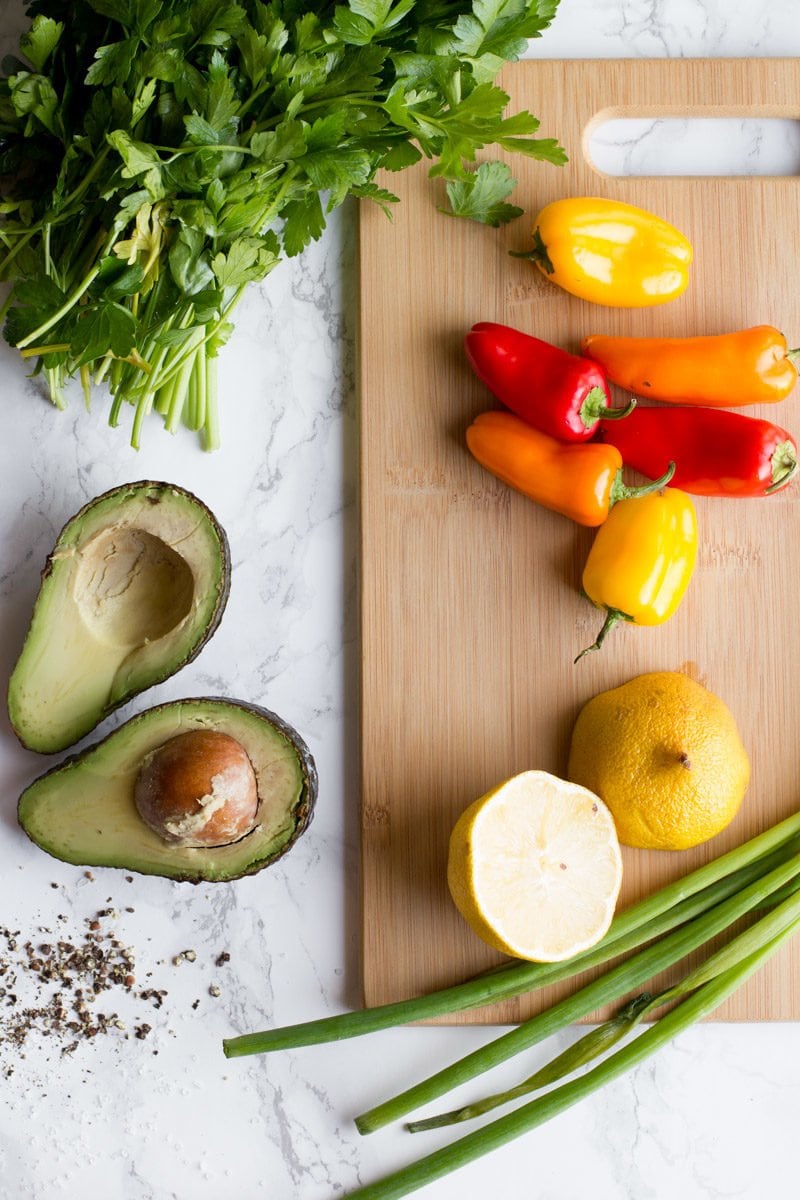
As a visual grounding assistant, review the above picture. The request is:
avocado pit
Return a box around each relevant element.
[134,730,259,848]
[74,526,195,647]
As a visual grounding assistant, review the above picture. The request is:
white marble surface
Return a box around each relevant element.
[1,3,799,1198]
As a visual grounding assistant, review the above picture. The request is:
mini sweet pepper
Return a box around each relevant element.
[582,325,799,407]
[464,322,634,441]
[517,197,693,308]
[597,405,797,497]
[466,410,673,527]
[577,486,698,660]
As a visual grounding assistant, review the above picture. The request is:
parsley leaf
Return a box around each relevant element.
[282,193,326,257]
[19,16,63,73]
[211,235,280,288]
[1,0,565,448]
[444,161,523,226]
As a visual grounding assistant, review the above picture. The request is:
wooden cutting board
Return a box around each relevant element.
[358,57,800,1022]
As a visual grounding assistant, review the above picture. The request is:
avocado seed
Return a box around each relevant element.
[134,730,259,848]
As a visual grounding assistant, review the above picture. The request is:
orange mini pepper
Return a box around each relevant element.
[582,325,799,407]
[465,410,672,527]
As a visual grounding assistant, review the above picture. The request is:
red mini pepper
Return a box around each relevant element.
[464,322,634,442]
[597,405,798,497]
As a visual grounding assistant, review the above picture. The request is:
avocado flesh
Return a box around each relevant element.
[17,699,317,882]
[8,482,229,754]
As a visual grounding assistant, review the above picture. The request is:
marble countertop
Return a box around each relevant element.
[1,2,799,1197]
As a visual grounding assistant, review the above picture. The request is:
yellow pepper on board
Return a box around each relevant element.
[519,197,693,307]
[576,487,698,661]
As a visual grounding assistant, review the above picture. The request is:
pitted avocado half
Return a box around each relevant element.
[17,698,317,882]
[8,481,230,754]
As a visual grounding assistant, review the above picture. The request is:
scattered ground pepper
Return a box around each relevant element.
[0,911,162,1057]
[172,948,197,965]
[0,894,237,1068]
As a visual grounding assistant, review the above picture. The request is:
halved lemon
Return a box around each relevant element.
[447,770,623,962]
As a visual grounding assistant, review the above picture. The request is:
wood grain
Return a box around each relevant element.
[358,58,800,1022]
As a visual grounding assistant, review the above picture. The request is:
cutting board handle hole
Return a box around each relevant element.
[585,116,800,177]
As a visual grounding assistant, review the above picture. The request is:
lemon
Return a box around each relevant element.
[567,672,750,851]
[446,770,622,962]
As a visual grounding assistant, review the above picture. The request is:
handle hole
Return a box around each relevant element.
[587,117,800,177]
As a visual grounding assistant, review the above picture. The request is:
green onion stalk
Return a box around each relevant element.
[223,812,800,1058]
[406,876,800,1133]
[353,850,800,1134]
[342,926,797,1200]
[222,812,800,1198]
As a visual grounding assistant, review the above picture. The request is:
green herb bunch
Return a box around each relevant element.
[0,0,565,448]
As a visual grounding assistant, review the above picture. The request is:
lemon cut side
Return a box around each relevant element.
[447,770,622,962]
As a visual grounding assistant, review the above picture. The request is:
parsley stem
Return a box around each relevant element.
[154,373,175,417]
[56,146,111,215]
[94,351,114,387]
[164,144,257,160]
[133,315,196,402]
[0,230,36,279]
[204,353,220,451]
[108,384,125,428]
[80,365,92,410]
[45,365,66,410]
[165,354,196,433]
[251,95,387,133]
[131,391,154,449]
[130,334,174,449]
[19,343,71,359]
[15,265,101,350]
[0,289,14,327]
[126,289,243,422]
[186,340,207,433]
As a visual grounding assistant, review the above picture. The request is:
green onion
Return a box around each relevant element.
[221,817,800,1059]
[405,993,652,1133]
[221,812,800,1197]
[341,928,795,1200]
[354,851,800,1133]
[407,879,800,1133]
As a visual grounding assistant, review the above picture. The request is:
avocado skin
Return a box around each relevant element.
[17,697,318,883]
[8,480,231,753]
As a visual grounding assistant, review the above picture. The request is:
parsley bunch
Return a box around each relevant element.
[0,0,564,448]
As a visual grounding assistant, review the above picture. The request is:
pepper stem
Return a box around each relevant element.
[574,607,633,663]
[509,226,554,273]
[579,389,636,430]
[786,348,800,364]
[767,440,798,494]
[609,460,676,508]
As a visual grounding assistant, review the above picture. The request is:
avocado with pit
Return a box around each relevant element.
[17,697,317,882]
[8,481,230,754]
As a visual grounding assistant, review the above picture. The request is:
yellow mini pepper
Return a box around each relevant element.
[519,197,693,308]
[576,487,698,660]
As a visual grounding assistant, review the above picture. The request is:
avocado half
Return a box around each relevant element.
[8,481,230,754]
[17,698,317,882]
